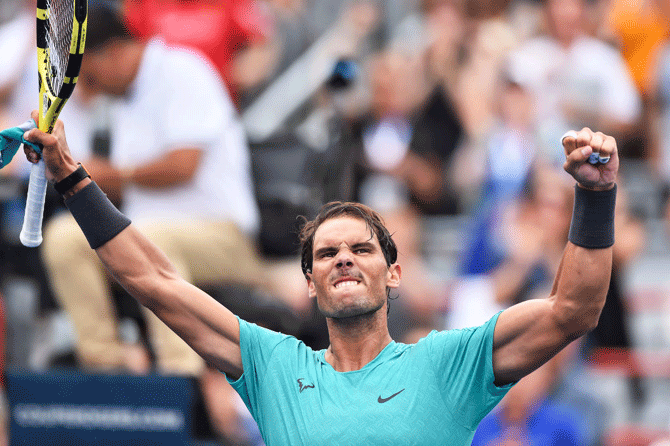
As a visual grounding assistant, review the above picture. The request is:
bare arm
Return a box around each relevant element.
[97,225,244,379]
[85,147,202,199]
[491,128,618,385]
[23,112,244,379]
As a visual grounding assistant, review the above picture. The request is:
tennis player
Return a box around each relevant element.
[23,117,618,445]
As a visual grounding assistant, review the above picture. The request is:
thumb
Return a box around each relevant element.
[23,127,56,149]
[563,144,592,173]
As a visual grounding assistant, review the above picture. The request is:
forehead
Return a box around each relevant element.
[312,216,379,249]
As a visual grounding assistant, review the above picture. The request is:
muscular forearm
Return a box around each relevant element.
[550,242,612,336]
[96,225,179,308]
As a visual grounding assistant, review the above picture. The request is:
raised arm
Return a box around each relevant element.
[491,128,618,385]
[23,112,245,380]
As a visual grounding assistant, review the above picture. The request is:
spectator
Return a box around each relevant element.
[455,76,539,275]
[507,0,642,162]
[387,0,522,219]
[39,3,265,443]
[471,356,582,446]
[457,0,520,139]
[393,0,468,216]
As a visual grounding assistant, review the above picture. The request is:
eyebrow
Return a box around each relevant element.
[313,241,377,258]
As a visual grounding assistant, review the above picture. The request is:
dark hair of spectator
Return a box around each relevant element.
[299,202,398,278]
[85,0,133,52]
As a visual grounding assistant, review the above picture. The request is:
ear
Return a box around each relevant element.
[386,263,401,289]
[306,272,317,298]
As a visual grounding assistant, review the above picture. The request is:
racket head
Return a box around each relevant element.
[36,0,87,133]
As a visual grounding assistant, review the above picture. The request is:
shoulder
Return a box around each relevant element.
[239,318,301,348]
[572,36,623,62]
[415,314,499,351]
[238,318,311,356]
[147,38,224,86]
[143,38,234,117]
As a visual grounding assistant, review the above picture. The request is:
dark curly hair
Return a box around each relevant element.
[298,202,398,278]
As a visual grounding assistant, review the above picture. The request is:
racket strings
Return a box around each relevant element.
[44,0,74,94]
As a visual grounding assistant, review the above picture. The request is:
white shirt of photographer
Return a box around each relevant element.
[108,38,260,235]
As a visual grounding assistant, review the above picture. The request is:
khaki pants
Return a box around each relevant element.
[41,214,265,376]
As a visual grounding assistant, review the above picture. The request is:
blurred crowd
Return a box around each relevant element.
[1,0,670,444]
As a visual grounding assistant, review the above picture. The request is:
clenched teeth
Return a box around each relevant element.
[335,281,358,289]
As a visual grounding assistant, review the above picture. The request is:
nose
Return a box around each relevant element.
[335,250,354,269]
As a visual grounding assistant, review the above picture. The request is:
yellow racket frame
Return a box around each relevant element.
[36,0,87,133]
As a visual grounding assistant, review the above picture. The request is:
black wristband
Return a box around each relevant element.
[65,181,131,249]
[568,184,616,249]
[54,163,90,195]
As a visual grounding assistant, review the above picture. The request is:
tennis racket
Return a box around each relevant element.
[20,0,87,247]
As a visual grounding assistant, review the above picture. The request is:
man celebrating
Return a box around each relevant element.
[23,115,617,444]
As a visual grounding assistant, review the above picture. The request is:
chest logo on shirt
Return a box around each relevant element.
[377,388,405,403]
[297,378,315,393]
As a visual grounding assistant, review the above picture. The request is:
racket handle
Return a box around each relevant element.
[20,159,48,247]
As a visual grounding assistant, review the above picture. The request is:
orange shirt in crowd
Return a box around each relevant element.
[606,0,669,97]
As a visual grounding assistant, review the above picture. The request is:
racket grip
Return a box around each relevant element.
[20,160,48,247]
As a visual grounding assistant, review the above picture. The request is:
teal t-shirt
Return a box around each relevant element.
[227,312,512,445]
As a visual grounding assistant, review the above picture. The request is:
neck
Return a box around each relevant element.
[324,309,392,372]
[554,29,581,49]
[124,42,146,93]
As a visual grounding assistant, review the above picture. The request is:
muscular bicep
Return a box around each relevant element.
[491,297,579,386]
[146,278,244,379]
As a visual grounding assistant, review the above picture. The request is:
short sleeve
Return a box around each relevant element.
[226,318,294,416]
[422,311,513,430]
